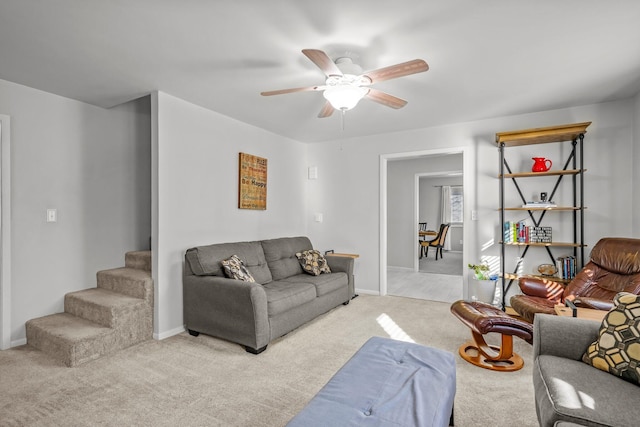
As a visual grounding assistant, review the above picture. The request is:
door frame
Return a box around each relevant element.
[0,114,11,350]
[379,146,469,298]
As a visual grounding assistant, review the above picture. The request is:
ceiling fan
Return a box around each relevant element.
[261,49,429,118]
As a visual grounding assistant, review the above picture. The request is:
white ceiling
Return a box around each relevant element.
[1,1,640,143]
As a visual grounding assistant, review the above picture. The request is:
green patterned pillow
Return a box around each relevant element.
[221,255,256,282]
[295,250,331,276]
[582,292,640,385]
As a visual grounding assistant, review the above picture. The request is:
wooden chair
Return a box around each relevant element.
[418,222,428,241]
[420,223,450,260]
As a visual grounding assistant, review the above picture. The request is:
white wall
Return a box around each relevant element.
[152,92,308,339]
[0,79,151,345]
[307,99,637,297]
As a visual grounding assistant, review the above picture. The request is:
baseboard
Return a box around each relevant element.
[356,288,380,296]
[11,338,27,347]
[387,266,413,271]
[153,325,186,340]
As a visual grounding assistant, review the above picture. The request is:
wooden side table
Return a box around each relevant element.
[554,304,606,322]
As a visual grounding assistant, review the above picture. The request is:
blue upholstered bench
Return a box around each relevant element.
[287,336,456,427]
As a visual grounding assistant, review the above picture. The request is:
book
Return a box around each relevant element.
[529,226,552,243]
[556,255,577,280]
[504,221,552,243]
[522,201,557,208]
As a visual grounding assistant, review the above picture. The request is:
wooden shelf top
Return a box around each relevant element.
[502,273,571,284]
[500,169,585,178]
[502,206,585,211]
[496,122,591,147]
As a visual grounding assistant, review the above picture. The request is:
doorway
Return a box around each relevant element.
[379,147,469,303]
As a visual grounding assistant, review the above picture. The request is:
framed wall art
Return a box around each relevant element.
[238,152,267,210]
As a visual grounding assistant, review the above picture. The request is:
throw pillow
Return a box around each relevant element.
[221,255,256,283]
[295,250,331,276]
[582,292,640,385]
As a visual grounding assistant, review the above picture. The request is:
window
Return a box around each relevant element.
[450,186,463,223]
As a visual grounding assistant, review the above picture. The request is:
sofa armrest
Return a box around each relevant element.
[326,255,355,298]
[183,274,270,350]
[533,314,600,361]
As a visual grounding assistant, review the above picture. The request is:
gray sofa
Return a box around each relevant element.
[183,236,354,354]
[533,314,640,427]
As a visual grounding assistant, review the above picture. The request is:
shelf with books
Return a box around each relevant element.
[496,122,590,308]
[501,242,584,247]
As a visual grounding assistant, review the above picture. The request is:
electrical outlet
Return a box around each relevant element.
[46,208,57,223]
[471,210,478,220]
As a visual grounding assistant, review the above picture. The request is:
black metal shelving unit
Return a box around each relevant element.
[496,122,591,309]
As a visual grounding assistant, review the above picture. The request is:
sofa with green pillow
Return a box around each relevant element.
[183,236,354,354]
[533,292,640,427]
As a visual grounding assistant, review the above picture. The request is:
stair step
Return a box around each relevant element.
[65,288,147,328]
[26,313,114,367]
[26,249,154,367]
[125,250,151,272]
[97,267,153,302]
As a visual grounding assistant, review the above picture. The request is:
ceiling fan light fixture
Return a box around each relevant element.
[261,49,429,118]
[322,84,369,111]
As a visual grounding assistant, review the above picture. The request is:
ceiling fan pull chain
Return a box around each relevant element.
[341,109,346,131]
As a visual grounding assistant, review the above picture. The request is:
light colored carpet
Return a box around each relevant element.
[388,268,463,303]
[0,295,538,426]
[420,251,464,276]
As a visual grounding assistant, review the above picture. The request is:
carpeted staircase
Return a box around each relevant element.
[26,251,153,367]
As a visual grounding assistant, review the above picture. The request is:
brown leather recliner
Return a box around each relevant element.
[510,237,640,323]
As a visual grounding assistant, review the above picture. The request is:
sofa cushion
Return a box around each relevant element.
[261,281,316,316]
[582,292,640,385]
[185,241,272,284]
[261,236,313,281]
[221,255,256,282]
[282,273,347,297]
[535,354,640,427]
[296,250,331,276]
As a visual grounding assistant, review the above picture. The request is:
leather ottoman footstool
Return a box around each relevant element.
[286,336,456,427]
[450,300,533,371]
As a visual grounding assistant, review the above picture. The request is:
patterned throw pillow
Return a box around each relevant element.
[582,292,640,385]
[221,255,256,282]
[295,250,332,276]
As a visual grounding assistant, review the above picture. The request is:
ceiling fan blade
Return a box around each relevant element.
[363,59,429,84]
[317,101,335,118]
[365,88,408,109]
[302,49,343,77]
[261,85,323,96]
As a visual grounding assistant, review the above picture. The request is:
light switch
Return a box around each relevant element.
[47,208,57,223]
[314,213,323,223]
[308,166,318,180]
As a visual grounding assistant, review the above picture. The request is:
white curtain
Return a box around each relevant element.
[440,186,452,250]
